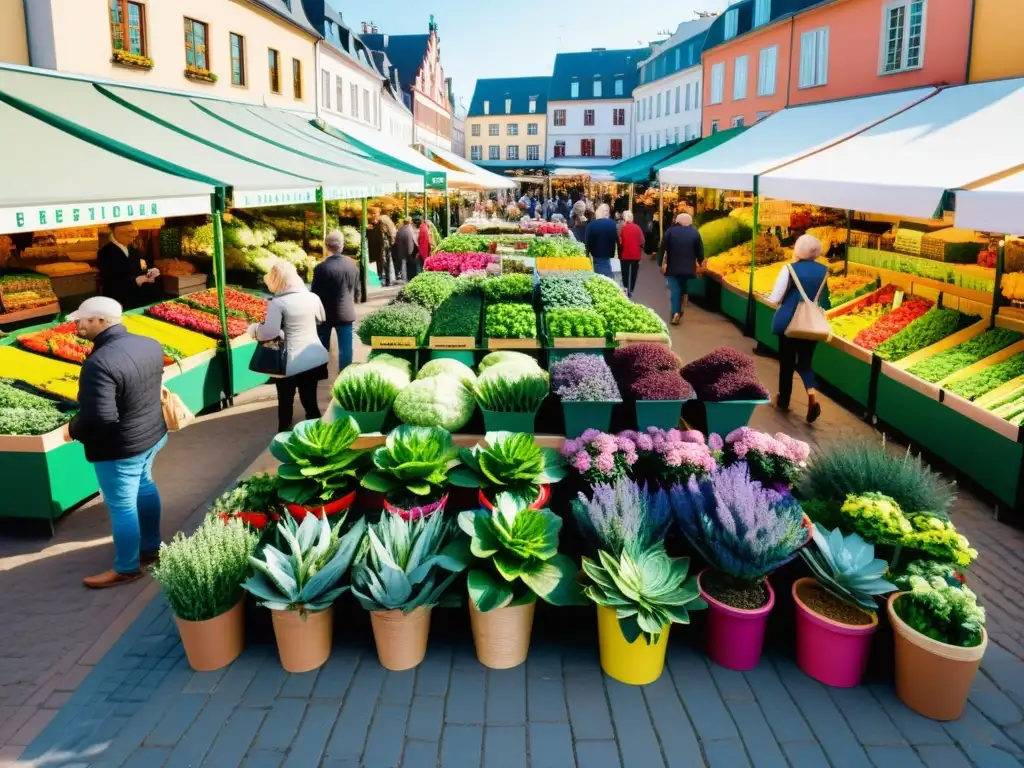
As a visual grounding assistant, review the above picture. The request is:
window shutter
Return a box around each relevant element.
[733,56,748,100]
[799,32,814,88]
[816,28,829,85]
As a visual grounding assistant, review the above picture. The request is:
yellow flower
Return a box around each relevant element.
[122,315,217,357]
[0,347,81,401]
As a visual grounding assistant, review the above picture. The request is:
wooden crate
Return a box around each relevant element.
[49,272,99,299]
[161,273,209,297]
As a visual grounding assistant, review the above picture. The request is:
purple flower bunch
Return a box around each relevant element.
[681,347,770,402]
[562,429,638,484]
[571,478,672,557]
[618,427,717,486]
[722,428,810,489]
[610,343,681,379]
[551,354,622,403]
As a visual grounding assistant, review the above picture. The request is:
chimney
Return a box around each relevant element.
[361,22,368,33]
[592,47,606,52]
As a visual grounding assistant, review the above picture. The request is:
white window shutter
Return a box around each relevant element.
[799,32,814,88]
[816,28,829,85]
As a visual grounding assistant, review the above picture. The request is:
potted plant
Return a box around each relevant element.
[150,518,258,671]
[361,425,462,519]
[473,362,549,432]
[887,560,987,720]
[721,428,810,492]
[209,472,281,531]
[550,354,622,438]
[242,513,365,673]
[449,431,567,511]
[616,427,718,489]
[270,416,368,520]
[351,513,470,670]
[458,492,582,668]
[329,358,411,433]
[795,525,896,687]
[671,463,810,670]
[609,343,688,430]
[680,348,771,436]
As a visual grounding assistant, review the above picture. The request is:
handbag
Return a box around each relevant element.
[161,387,194,432]
[784,264,832,342]
[248,294,292,376]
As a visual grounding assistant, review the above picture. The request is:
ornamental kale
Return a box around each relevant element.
[907,327,1023,383]
[450,431,567,504]
[270,417,369,505]
[429,293,482,339]
[874,307,968,362]
[357,302,431,345]
[670,463,808,585]
[551,354,621,402]
[540,276,593,309]
[891,570,985,648]
[722,428,810,489]
[545,308,607,338]
[400,272,458,311]
[618,427,717,486]
[482,274,535,304]
[485,303,537,339]
[946,351,1024,401]
[628,371,694,401]
[572,478,672,557]
[361,425,462,501]
[610,343,682,381]
[681,348,770,402]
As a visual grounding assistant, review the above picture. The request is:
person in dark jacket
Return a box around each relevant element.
[97,223,159,310]
[65,296,168,589]
[311,230,361,371]
[584,204,619,278]
[366,208,397,287]
[570,201,588,245]
[658,213,704,325]
[556,193,571,221]
[393,219,419,281]
[769,234,831,423]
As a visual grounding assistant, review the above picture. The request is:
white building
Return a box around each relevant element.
[633,18,715,156]
[545,47,648,166]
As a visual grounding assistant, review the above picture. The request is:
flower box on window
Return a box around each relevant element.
[111,49,154,70]
[184,66,218,84]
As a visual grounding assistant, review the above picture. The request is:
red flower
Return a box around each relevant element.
[147,302,249,338]
[853,297,932,351]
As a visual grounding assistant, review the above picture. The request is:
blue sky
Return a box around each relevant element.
[329,1,730,108]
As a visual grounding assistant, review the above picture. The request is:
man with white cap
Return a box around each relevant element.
[65,296,168,588]
[97,223,159,310]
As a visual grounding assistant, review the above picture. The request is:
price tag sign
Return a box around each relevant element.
[892,290,905,311]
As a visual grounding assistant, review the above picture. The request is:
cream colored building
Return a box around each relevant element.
[465,77,550,171]
[0,0,29,65]
[15,0,317,109]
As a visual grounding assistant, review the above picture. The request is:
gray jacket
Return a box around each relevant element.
[256,290,329,376]
[393,224,419,263]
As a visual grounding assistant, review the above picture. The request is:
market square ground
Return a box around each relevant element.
[3,264,1024,767]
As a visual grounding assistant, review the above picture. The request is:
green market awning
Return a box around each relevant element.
[654,127,748,183]
[612,141,696,184]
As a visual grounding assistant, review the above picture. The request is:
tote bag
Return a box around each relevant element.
[248,293,291,376]
[784,264,832,342]
[161,387,194,432]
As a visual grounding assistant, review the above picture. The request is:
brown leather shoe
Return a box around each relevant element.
[83,570,143,589]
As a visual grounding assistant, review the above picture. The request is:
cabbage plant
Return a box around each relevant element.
[450,431,566,506]
[269,417,368,505]
[361,425,462,502]
[393,375,476,432]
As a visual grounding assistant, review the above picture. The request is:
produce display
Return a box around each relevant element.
[979,384,1024,424]
[539,276,592,309]
[474,358,549,414]
[699,214,752,258]
[423,253,498,276]
[0,274,57,313]
[435,234,533,253]
[545,308,607,339]
[0,379,73,436]
[33,263,96,277]
[393,371,476,432]
[827,275,878,307]
[428,293,482,339]
[331,358,411,415]
[551,354,620,402]
[357,303,431,345]
[17,322,92,364]
[874,307,972,362]
[829,286,896,341]
[485,303,537,339]
[536,256,592,273]
[0,346,80,401]
[527,238,586,259]
[400,272,458,312]
[179,288,269,323]
[181,216,317,278]
[147,301,251,339]
[121,315,218,358]
[153,259,197,277]
[852,297,933,351]
[585,275,666,336]
[481,274,534,304]
[945,352,1024,401]
[906,328,1023,383]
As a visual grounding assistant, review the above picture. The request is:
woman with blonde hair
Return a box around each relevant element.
[252,259,329,432]
[570,200,588,244]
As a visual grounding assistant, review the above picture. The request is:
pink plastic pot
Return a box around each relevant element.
[384,492,449,520]
[793,577,878,688]
[698,569,775,671]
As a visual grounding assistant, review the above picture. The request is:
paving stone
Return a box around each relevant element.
[564,668,613,740]
[482,725,526,768]
[486,666,526,725]
[917,745,973,768]
[408,695,444,742]
[941,703,1024,767]
[278,669,321,699]
[574,740,622,768]
[780,741,830,768]
[242,749,285,768]
[439,724,483,768]
[362,703,411,768]
[122,746,171,768]
[709,664,755,702]
[866,746,927,767]
[528,722,574,768]
[206,707,267,767]
[743,661,814,743]
[324,662,386,760]
[243,657,290,708]
[446,670,486,725]
[642,674,703,768]
[415,648,452,697]
[164,695,236,768]
[827,686,906,746]
[282,701,342,768]
[666,650,738,742]
[253,698,305,751]
[401,739,440,767]
[703,739,752,767]
[969,688,1024,728]
[604,679,664,768]
[145,694,207,747]
[726,700,788,768]
[868,685,952,747]
[382,669,417,706]
[182,667,226,694]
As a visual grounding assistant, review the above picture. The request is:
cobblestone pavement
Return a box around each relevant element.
[8,264,1024,768]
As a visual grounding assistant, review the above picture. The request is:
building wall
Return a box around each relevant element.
[633,64,703,155]
[409,30,452,149]
[29,0,316,108]
[969,0,1024,82]
[546,100,634,160]
[465,114,547,164]
[316,44,383,131]
[381,98,413,145]
[0,0,30,65]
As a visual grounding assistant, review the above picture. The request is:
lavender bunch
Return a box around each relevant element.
[670,463,808,585]
[572,479,671,557]
[551,354,622,403]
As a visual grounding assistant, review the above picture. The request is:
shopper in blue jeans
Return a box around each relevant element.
[312,230,361,371]
[658,213,705,324]
[64,296,168,589]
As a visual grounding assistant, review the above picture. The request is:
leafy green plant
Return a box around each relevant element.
[351,512,470,612]
[540,277,593,309]
[527,237,586,258]
[800,525,896,610]
[151,518,258,622]
[357,303,431,345]
[585,275,625,305]
[458,492,582,611]
[891,570,985,647]
[417,358,477,388]
[598,300,666,335]
[242,513,366,616]
[210,473,280,518]
[545,308,607,339]
[946,351,1024,401]
[429,292,482,338]
[332,369,401,413]
[401,272,458,311]
[270,417,369,505]
[393,375,476,432]
[874,307,968,362]
[450,431,567,504]
[699,216,752,257]
[485,303,537,339]
[482,274,535,304]
[361,425,461,501]
[478,350,541,374]
[0,407,70,436]
[474,365,549,413]
[907,327,1022,383]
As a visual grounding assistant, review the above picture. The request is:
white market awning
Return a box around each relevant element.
[760,79,1024,218]
[418,144,517,190]
[0,100,213,235]
[956,171,1024,235]
[551,167,616,182]
[659,88,935,192]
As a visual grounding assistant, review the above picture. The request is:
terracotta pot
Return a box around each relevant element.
[479,484,550,512]
[270,606,334,673]
[469,598,535,669]
[887,593,987,720]
[175,599,245,672]
[383,492,449,520]
[792,577,878,688]
[370,607,432,671]
[285,490,357,521]
[698,569,774,671]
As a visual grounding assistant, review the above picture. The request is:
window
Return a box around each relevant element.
[489,146,500,160]
[184,17,208,70]
[685,83,691,111]
[610,139,622,159]
[882,0,925,73]
[504,98,511,114]
[731,116,745,128]
[507,145,520,160]
[637,100,643,122]
[733,55,748,100]
[675,49,681,71]
[799,28,829,88]
[527,145,540,161]
[554,140,566,157]
[711,119,720,134]
[758,46,777,96]
[614,78,623,96]
[613,108,625,126]
[268,48,281,93]
[110,1,146,56]
[583,109,595,126]
[483,100,490,114]
[724,9,739,40]
[292,59,303,99]
[710,62,725,104]
[647,95,652,117]
[756,110,773,122]
[527,123,538,135]
[754,0,771,27]
[641,135,646,153]
[675,86,681,113]
[656,92,662,118]
[230,33,245,86]
[507,124,518,136]
[488,123,499,136]
[593,78,602,98]
[570,81,579,98]
[674,127,680,144]
[363,88,369,119]
[655,133,661,149]
[350,83,359,117]
[335,75,343,112]
[694,80,700,108]
[581,139,595,157]
[320,70,330,108]
[471,124,481,136]
[554,109,566,126]
[471,145,482,161]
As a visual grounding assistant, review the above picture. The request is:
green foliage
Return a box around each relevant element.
[699,216,752,258]
[478,350,541,374]
[435,234,535,253]
[0,379,73,436]
[332,370,400,413]
[401,272,458,311]
[450,431,567,501]
[891,571,985,648]
[584,275,665,335]
[584,275,625,305]
[351,512,470,612]
[417,358,477,388]
[946,351,1024,401]
[539,276,593,309]
[528,237,586,258]
[482,274,535,304]
[365,352,414,380]
[242,513,366,615]
[393,375,476,432]
[485,303,537,339]
[474,365,549,413]
[907,327,1022,383]
[151,518,258,622]
[800,525,896,610]
[458,492,582,611]
[357,303,431,345]
[361,425,462,499]
[874,307,970,362]
[429,293,482,339]
[269,417,368,505]
[210,473,280,517]
[545,308,607,339]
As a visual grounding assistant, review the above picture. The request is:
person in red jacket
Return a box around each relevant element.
[618,210,645,298]
[415,216,432,273]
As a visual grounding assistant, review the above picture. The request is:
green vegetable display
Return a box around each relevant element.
[874,307,970,362]
[485,303,538,339]
[0,379,73,436]
[539,276,593,309]
[699,216,752,257]
[357,303,431,345]
[332,370,401,413]
[527,237,585,258]
[393,375,476,432]
[946,351,1024,401]
[482,274,535,304]
[545,308,607,339]
[361,425,461,501]
[417,357,477,388]
[600,301,666,335]
[982,385,1024,424]
[906,327,1023,383]
[400,272,458,312]
[474,364,550,413]
[478,350,542,374]
[269,417,369,505]
[429,293,482,339]
[435,234,534,253]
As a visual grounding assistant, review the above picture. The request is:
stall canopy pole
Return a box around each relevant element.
[628,183,634,211]
[445,188,451,237]
[994,240,1006,330]
[320,195,328,259]
[405,191,410,220]
[746,179,760,337]
[360,197,369,303]
[658,185,664,244]
[423,191,429,224]
[844,210,853,277]
[211,190,234,405]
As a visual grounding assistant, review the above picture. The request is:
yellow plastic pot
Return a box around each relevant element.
[596,605,669,685]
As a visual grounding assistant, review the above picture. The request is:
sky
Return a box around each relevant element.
[329,0,731,108]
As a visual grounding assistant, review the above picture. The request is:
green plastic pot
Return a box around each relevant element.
[562,400,618,438]
[330,403,390,434]
[635,400,688,431]
[703,399,770,437]
[480,407,537,433]
[430,349,476,367]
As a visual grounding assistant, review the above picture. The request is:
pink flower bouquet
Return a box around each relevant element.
[721,427,810,489]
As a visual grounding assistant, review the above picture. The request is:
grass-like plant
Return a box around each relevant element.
[332,369,400,413]
[474,365,549,413]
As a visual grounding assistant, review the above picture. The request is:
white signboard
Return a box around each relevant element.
[0,196,212,235]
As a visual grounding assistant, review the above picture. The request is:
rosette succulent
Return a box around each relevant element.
[269,417,369,505]
[361,425,462,502]
[801,524,896,610]
[450,431,567,506]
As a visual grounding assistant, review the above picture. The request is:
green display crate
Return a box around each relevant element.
[229,339,270,395]
[164,357,222,415]
[812,340,873,407]
[480,407,537,433]
[692,275,721,313]
[330,404,390,434]
[753,297,779,352]
[720,286,749,325]
[0,438,97,522]
[562,400,617,438]
[704,399,769,437]
[875,372,940,453]
[635,400,686,431]
[687,275,707,298]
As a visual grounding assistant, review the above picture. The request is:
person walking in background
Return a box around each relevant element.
[570,201,588,243]
[366,207,397,287]
[619,210,645,298]
[770,234,831,424]
[394,218,419,281]
[658,213,704,325]
[65,296,167,589]
[585,203,618,278]
[416,216,432,273]
[311,230,360,373]
[253,260,329,433]
[556,192,571,220]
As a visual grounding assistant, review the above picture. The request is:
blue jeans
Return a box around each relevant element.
[318,322,354,371]
[666,275,688,315]
[593,257,614,278]
[94,434,168,574]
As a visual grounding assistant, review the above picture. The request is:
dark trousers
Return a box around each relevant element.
[777,335,818,407]
[666,275,688,315]
[621,260,640,296]
[374,249,394,286]
[275,368,321,431]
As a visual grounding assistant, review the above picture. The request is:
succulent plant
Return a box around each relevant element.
[269,416,368,505]
[450,431,566,505]
[361,425,462,500]
[800,524,896,610]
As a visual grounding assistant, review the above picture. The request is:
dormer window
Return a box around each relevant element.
[505,98,511,114]
[614,77,623,96]
[570,81,579,98]
[483,100,490,114]
[754,0,771,27]
[593,78,602,98]
[529,97,537,113]
[724,9,739,40]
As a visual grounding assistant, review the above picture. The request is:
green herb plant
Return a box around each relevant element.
[361,425,462,502]
[482,274,535,304]
[485,303,537,339]
[891,568,985,648]
[357,303,432,345]
[474,365,549,413]
[332,370,401,413]
[545,308,607,338]
[400,272,457,311]
[429,292,482,338]
[539,276,593,309]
